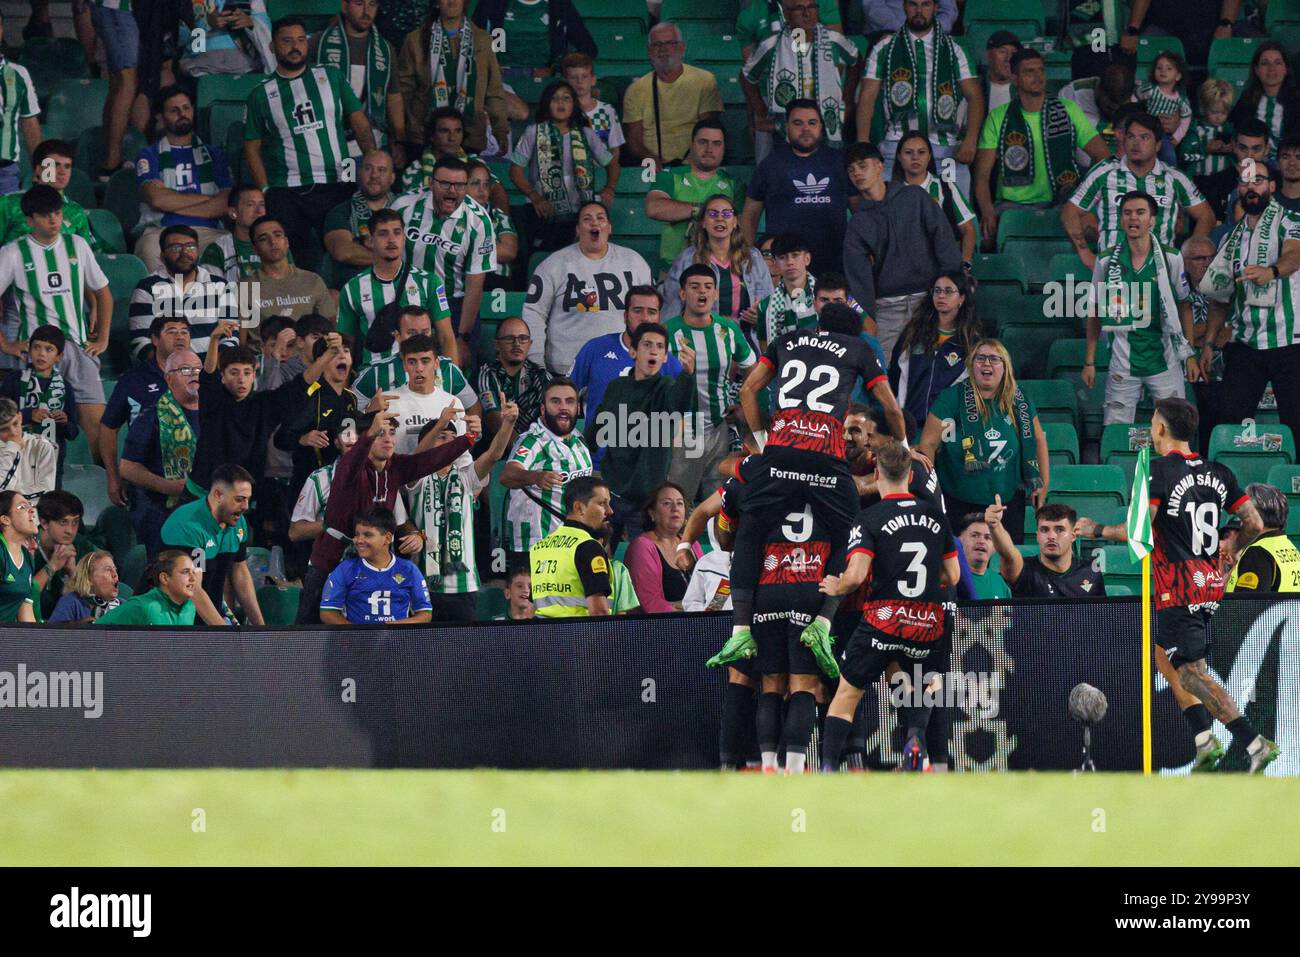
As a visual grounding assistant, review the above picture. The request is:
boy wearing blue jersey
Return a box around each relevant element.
[320,507,433,625]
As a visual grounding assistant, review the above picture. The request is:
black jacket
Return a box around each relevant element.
[191,369,309,490]
[472,0,597,69]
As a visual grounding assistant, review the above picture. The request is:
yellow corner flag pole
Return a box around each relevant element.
[1141,554,1152,776]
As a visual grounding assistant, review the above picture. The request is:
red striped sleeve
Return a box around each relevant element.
[944,550,958,560]
[758,355,775,370]
[849,547,874,560]
[1229,494,1250,512]
[864,373,886,390]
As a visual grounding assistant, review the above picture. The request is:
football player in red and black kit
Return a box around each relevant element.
[709,302,908,672]
[1075,398,1280,773]
[817,442,960,771]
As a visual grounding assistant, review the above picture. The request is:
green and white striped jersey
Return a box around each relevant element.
[0,60,39,165]
[0,233,109,346]
[917,171,976,225]
[245,66,363,188]
[664,314,755,432]
[353,352,477,409]
[1256,95,1285,160]
[405,462,486,594]
[390,192,496,299]
[336,265,450,365]
[488,206,516,279]
[1068,157,1205,250]
[504,420,593,551]
[1223,209,1300,351]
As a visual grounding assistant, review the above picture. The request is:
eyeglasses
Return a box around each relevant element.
[932,286,960,295]
[164,242,200,253]
[496,335,532,345]
[649,41,682,51]
[433,179,468,190]
[168,365,203,376]
[704,208,735,219]
[10,503,34,513]
[972,355,1004,366]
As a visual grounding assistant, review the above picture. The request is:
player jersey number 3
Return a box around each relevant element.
[899,542,927,597]
[777,359,839,411]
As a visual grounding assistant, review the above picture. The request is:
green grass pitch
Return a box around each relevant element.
[1,770,1296,866]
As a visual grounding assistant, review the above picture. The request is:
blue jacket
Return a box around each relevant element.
[889,335,969,428]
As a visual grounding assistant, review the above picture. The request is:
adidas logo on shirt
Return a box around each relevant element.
[792,174,832,205]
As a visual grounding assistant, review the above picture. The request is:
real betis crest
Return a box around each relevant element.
[889,68,913,107]
[774,69,797,107]
[936,82,957,121]
[1004,132,1030,171]
[821,97,841,136]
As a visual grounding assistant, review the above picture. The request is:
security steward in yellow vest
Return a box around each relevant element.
[530,476,614,618]
[1227,483,1300,593]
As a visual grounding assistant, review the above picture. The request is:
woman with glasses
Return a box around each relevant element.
[509,79,616,254]
[661,195,773,323]
[918,338,1050,544]
[0,490,37,623]
[890,270,983,427]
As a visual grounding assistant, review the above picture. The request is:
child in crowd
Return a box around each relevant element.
[560,53,625,161]
[1179,78,1236,180]
[1140,51,1193,163]
[0,325,78,476]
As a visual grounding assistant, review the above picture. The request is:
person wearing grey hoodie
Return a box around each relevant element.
[843,142,963,362]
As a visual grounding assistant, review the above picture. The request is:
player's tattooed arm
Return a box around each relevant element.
[1234,498,1265,549]
[853,472,878,498]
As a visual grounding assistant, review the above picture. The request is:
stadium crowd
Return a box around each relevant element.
[0,0,1299,640]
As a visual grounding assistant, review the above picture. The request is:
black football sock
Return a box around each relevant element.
[719,682,752,768]
[1227,715,1260,749]
[821,716,853,772]
[756,692,784,767]
[784,691,817,762]
[1182,703,1213,741]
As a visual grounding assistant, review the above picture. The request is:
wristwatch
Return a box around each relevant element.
[1125,24,1140,36]
[1272,264,1281,280]
[1218,17,1233,27]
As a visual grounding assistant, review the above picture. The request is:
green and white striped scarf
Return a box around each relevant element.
[427,17,477,117]
[155,392,196,509]
[349,189,396,239]
[536,122,593,209]
[1102,237,1180,332]
[415,466,470,578]
[760,274,815,344]
[882,25,961,138]
[762,23,845,142]
[316,21,391,124]
[19,366,66,438]
[1202,200,1284,308]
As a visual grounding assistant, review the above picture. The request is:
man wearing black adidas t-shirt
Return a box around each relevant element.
[1075,397,1280,773]
[709,303,907,671]
[817,442,960,771]
[987,500,1107,598]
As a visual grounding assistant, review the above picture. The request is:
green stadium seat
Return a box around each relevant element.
[64,169,96,211]
[1135,36,1186,73]
[102,298,134,377]
[225,120,248,187]
[997,207,1067,247]
[1071,505,1129,546]
[1208,37,1265,76]
[1044,422,1079,467]
[118,543,149,593]
[1075,375,1108,442]
[42,78,109,142]
[678,22,743,60]
[87,208,127,254]
[1047,337,1110,382]
[63,464,110,525]
[1100,422,1152,483]
[1209,423,1297,487]
[1049,464,1129,514]
[1266,464,1300,512]
[16,37,90,97]
[720,108,755,165]
[1107,584,1134,596]
[480,290,527,321]
[594,28,650,63]
[103,168,142,240]
[74,125,146,178]
[1048,252,1092,285]
[616,171,656,195]
[999,324,1071,380]
[1044,51,1072,93]
[965,0,1045,30]
[699,62,747,106]
[1019,378,1079,427]
[574,0,652,24]
[1023,505,1037,544]
[475,587,508,622]
[257,585,302,626]
[265,0,334,30]
[63,433,92,466]
[1002,238,1076,289]
[970,253,1027,290]
[1088,544,1145,594]
[964,22,1037,59]
[1266,0,1300,56]
[659,0,740,21]
[98,254,148,300]
[116,582,135,600]
[196,73,264,145]
[93,505,137,562]
[610,198,664,236]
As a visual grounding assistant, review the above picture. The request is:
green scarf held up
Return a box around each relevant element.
[958,380,1043,495]
[18,366,66,439]
[536,122,593,210]
[348,189,396,240]
[417,468,470,578]
[154,392,197,509]
[316,20,391,141]
[427,17,478,119]
[997,96,1081,201]
[882,24,962,137]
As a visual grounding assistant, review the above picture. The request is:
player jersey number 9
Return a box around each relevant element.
[898,542,927,597]
[777,360,840,412]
